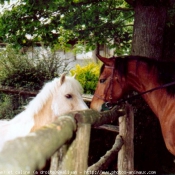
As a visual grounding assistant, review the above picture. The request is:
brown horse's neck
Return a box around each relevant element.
[30,97,56,132]
[127,60,174,120]
[127,59,175,155]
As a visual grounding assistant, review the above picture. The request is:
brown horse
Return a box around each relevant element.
[91,54,175,156]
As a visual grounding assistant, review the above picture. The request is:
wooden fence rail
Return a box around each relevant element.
[0,105,134,175]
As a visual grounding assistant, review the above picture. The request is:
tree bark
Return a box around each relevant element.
[131,1,167,60]
[129,0,168,170]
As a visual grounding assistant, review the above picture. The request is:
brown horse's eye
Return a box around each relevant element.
[100,79,106,83]
[65,94,72,99]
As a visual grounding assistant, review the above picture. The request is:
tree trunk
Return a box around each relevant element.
[128,0,173,172]
[131,1,167,60]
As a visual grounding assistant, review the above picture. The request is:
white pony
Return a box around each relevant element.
[0,74,88,151]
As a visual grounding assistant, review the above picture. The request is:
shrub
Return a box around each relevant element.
[0,46,69,91]
[0,94,14,119]
[70,62,101,94]
[0,46,69,119]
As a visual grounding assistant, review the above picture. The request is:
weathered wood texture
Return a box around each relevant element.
[87,135,123,173]
[118,105,134,174]
[49,145,68,172]
[69,106,126,127]
[0,106,126,174]
[0,85,37,96]
[60,123,91,174]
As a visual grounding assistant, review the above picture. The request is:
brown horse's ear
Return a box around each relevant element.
[96,54,113,66]
[60,73,66,85]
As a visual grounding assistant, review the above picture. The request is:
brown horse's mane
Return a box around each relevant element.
[100,55,175,95]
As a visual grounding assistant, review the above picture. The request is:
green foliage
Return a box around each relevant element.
[0,0,10,4]
[0,46,68,91]
[70,62,100,94]
[0,0,134,54]
[0,46,69,119]
[0,93,14,119]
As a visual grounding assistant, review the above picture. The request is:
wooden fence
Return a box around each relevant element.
[0,96,134,175]
[0,105,134,175]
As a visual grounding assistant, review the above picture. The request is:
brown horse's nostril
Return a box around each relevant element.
[105,102,113,109]
[101,102,114,111]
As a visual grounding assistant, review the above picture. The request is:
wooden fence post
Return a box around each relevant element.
[118,104,134,174]
[49,145,68,171]
[60,123,91,174]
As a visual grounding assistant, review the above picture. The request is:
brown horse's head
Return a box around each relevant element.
[90,55,128,111]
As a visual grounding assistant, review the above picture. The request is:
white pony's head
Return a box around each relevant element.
[51,73,88,116]
[25,73,88,118]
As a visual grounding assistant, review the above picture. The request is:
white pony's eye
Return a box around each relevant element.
[65,94,72,99]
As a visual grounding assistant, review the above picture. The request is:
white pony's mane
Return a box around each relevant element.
[0,78,61,125]
[25,78,60,115]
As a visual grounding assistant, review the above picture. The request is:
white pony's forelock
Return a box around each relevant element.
[61,76,84,95]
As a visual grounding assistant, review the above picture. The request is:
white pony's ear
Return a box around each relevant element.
[72,74,76,79]
[60,73,66,85]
